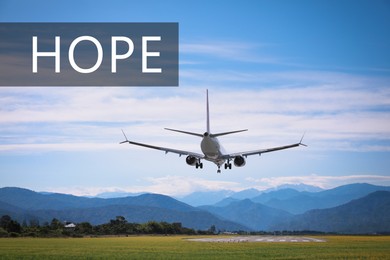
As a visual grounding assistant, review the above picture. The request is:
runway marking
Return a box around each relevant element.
[187,236,326,243]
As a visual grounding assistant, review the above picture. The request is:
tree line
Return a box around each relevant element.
[0,215,216,238]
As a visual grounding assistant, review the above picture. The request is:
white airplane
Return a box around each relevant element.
[120,90,306,173]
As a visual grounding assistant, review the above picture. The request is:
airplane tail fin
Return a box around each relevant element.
[206,89,210,133]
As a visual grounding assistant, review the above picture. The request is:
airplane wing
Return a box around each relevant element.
[120,130,204,159]
[223,135,306,159]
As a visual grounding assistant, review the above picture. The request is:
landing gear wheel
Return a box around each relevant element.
[195,162,203,169]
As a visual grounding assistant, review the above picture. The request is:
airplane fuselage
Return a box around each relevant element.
[200,134,226,166]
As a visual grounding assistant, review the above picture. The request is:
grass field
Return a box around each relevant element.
[0,235,389,259]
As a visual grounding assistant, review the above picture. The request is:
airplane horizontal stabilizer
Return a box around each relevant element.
[211,129,248,137]
[164,128,203,137]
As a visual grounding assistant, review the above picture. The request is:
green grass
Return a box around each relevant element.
[0,236,389,259]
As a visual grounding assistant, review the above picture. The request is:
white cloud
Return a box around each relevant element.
[0,69,389,154]
[0,143,119,153]
[142,175,242,196]
[181,41,279,64]
[45,175,243,197]
[45,174,390,197]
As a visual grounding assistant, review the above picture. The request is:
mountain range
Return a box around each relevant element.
[177,183,322,206]
[1,183,389,233]
[0,187,244,231]
[274,191,390,233]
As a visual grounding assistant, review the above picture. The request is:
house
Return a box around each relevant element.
[64,223,76,228]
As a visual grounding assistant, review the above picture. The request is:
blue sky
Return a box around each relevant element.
[0,0,389,196]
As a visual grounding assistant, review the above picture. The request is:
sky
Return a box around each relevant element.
[0,0,389,196]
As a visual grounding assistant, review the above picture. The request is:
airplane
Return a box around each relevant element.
[120,90,306,173]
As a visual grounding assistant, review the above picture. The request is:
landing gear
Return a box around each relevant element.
[195,162,203,169]
[224,159,232,170]
[217,166,221,173]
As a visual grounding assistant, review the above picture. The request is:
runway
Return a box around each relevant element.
[187,236,326,243]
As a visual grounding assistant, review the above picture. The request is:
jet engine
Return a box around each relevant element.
[186,155,197,166]
[233,155,246,167]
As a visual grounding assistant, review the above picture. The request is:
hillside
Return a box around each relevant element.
[1,185,390,233]
[28,205,248,230]
[0,187,247,231]
[178,190,234,206]
[252,183,390,214]
[0,187,194,212]
[274,191,390,233]
[178,184,322,207]
[200,199,292,231]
